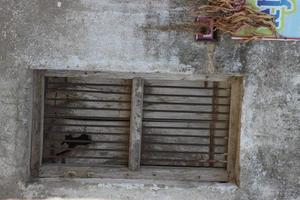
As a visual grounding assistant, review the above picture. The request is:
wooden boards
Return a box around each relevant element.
[40,165,228,182]
[36,73,241,183]
[129,78,144,171]
[43,77,131,166]
[30,70,45,177]
[227,77,243,185]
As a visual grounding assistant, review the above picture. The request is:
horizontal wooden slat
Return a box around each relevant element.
[49,147,128,152]
[144,87,230,97]
[44,157,128,166]
[143,112,229,121]
[143,128,227,137]
[47,84,131,93]
[141,160,226,167]
[45,109,131,119]
[51,149,128,158]
[46,132,128,142]
[45,116,130,122]
[142,135,226,145]
[142,152,226,160]
[145,80,230,89]
[144,104,229,113]
[43,139,129,163]
[144,95,230,105]
[47,89,130,95]
[143,121,228,129]
[45,142,128,150]
[46,126,130,134]
[48,77,131,85]
[46,91,131,101]
[142,144,225,153]
[40,165,228,182]
[46,101,131,110]
[45,119,130,127]
[142,152,209,161]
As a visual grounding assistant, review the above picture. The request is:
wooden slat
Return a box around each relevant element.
[49,147,128,152]
[47,84,131,93]
[141,160,226,168]
[142,152,210,160]
[47,126,130,134]
[46,101,130,110]
[143,121,228,129]
[144,87,230,97]
[142,135,226,145]
[51,149,128,158]
[45,108,130,119]
[141,153,226,162]
[46,133,128,142]
[45,158,128,166]
[143,112,229,121]
[227,77,243,185]
[48,77,131,86]
[141,159,226,166]
[40,165,228,182]
[144,95,230,105]
[142,144,225,154]
[46,91,131,101]
[30,70,45,177]
[44,119,130,127]
[143,129,227,138]
[209,82,218,167]
[144,104,229,113]
[129,78,144,171]
[44,142,128,150]
[45,70,232,82]
[143,128,227,137]
[145,80,230,89]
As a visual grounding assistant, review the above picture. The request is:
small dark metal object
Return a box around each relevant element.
[56,134,92,156]
[195,16,215,41]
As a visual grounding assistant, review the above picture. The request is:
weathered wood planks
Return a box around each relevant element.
[43,77,131,166]
[141,79,230,168]
[129,78,144,171]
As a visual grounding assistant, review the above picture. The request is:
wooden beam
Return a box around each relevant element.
[227,77,243,185]
[30,70,46,177]
[39,165,228,182]
[44,70,235,82]
[209,82,219,167]
[129,78,144,171]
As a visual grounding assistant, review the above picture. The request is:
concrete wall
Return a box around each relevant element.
[0,0,299,199]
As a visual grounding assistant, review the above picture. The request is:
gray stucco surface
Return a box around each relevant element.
[0,0,299,199]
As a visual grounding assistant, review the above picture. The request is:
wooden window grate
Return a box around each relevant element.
[42,77,132,166]
[31,71,242,183]
[141,80,231,168]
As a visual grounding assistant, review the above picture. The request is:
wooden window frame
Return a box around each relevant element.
[30,70,243,184]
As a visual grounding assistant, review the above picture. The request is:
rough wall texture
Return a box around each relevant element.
[0,0,299,199]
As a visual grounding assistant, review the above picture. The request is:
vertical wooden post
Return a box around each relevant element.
[227,77,243,185]
[129,78,144,171]
[209,82,218,167]
[30,70,45,177]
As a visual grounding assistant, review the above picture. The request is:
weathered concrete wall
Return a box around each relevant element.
[0,0,299,199]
